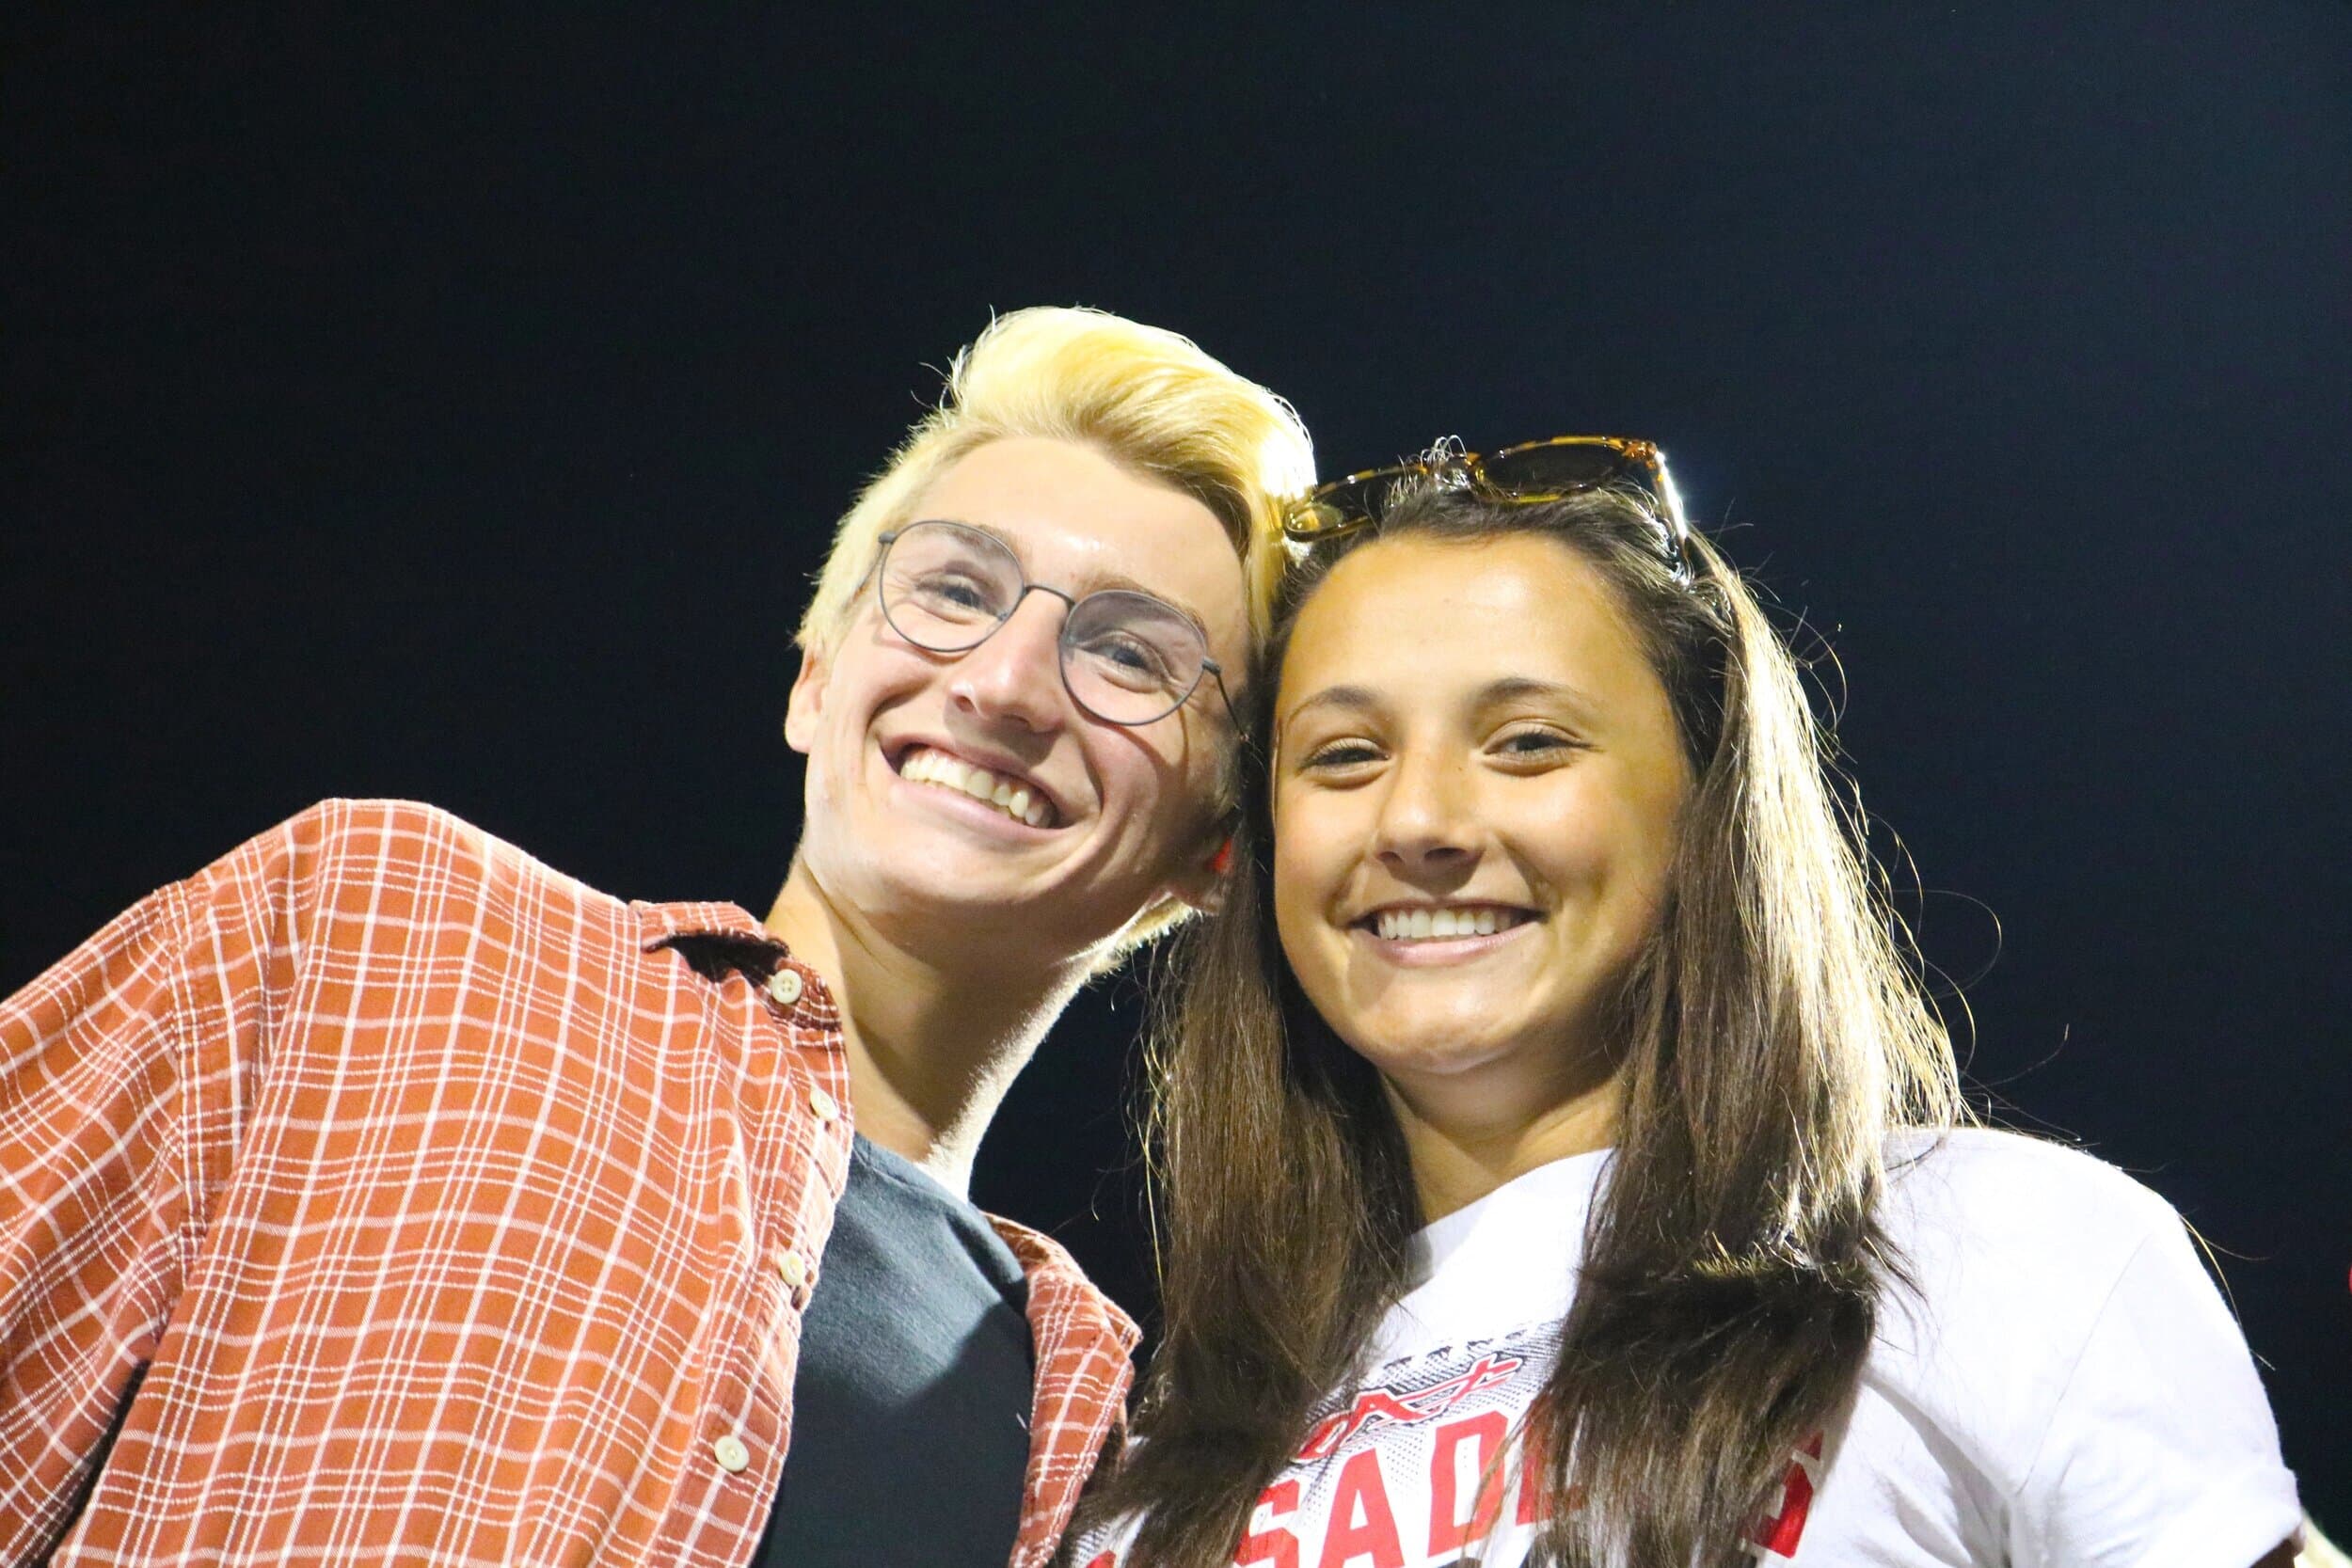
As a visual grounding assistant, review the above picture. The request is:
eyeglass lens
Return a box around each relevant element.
[879,521,1209,725]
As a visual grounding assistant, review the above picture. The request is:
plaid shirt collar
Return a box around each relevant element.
[632,895,1141,1562]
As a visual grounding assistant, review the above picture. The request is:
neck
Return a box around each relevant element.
[763,859,1089,1197]
[1382,1055,1623,1225]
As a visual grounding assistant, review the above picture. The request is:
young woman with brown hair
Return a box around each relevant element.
[1071,442,2301,1566]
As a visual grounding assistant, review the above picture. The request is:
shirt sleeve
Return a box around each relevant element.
[2010,1210,2302,1568]
[0,832,278,1560]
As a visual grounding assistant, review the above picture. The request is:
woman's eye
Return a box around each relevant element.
[1494,728,1581,758]
[1300,740,1382,771]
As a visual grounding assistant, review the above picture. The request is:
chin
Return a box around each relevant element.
[880,861,1141,958]
[869,861,1038,915]
[1342,1025,1517,1083]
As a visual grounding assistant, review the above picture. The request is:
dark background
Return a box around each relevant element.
[7,0,2346,1527]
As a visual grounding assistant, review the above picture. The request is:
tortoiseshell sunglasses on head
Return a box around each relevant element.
[1283,435,1695,581]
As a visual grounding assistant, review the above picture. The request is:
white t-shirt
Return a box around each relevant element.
[1073,1130,2299,1567]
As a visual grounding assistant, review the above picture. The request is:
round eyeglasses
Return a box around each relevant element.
[871,520,1239,730]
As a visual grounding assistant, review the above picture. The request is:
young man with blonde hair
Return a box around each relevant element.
[0,307,1313,1568]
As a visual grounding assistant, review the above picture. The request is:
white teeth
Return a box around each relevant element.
[899,747,1055,828]
[1374,907,1525,942]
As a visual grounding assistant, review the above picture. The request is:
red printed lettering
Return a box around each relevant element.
[1749,1433,1825,1560]
[1515,1414,1551,1526]
[1296,1354,1526,1460]
[1318,1449,1405,1568]
[1235,1479,1301,1568]
[1300,1390,1422,1461]
[1428,1411,1510,1553]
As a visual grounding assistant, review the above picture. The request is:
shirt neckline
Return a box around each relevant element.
[1409,1147,1616,1288]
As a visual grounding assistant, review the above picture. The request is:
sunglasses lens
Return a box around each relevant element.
[1481,442,1632,497]
[1286,498,1351,539]
[1287,477,1390,540]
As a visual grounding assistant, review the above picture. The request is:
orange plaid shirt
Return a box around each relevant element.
[0,800,1137,1567]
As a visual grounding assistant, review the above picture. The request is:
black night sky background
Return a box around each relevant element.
[6,2,2348,1526]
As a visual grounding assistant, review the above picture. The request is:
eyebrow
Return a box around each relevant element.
[934,516,1216,639]
[1282,683,1382,724]
[1282,675,1604,727]
[1477,675,1603,718]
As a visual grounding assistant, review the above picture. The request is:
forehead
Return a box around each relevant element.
[910,436,1249,648]
[1279,533,1664,723]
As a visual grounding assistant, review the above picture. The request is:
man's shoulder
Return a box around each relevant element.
[249,797,472,860]
[269,798,595,887]
[216,798,631,944]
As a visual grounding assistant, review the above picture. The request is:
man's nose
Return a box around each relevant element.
[946,590,1070,731]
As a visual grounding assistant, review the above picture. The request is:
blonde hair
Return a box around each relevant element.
[796,306,1315,656]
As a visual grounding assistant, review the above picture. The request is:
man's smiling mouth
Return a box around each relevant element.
[898,744,1059,829]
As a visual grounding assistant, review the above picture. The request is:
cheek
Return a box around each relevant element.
[814,649,918,746]
[1114,732,1221,846]
[1565,798,1681,955]
[1270,802,1356,985]
[1269,839,1316,961]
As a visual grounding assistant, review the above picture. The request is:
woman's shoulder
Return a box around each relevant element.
[1872,1131,2178,1395]
[1883,1125,2180,1260]
[1863,1129,2212,1483]
[1852,1134,2297,1552]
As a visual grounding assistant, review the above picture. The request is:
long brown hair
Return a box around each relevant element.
[1086,483,1964,1565]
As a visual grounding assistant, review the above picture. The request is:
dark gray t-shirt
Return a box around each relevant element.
[757,1134,1035,1567]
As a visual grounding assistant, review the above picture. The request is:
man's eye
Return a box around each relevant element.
[1074,632,1177,689]
[911,573,999,613]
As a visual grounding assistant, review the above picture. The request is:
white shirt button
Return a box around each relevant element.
[711,1433,751,1474]
[775,1248,811,1291]
[766,969,804,1006]
[808,1086,839,1124]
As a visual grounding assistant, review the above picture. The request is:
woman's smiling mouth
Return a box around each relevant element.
[1349,905,1542,966]
[1363,904,1534,942]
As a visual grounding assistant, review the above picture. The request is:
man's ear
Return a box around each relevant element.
[1165,829,1238,916]
[783,644,829,755]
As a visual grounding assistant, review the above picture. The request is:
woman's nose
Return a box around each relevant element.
[1371,749,1478,874]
